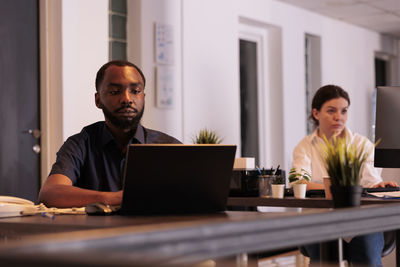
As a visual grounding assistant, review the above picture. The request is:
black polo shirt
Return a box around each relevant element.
[49,121,181,191]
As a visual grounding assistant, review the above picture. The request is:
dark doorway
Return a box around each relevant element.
[0,0,40,201]
[239,39,259,164]
[305,34,321,135]
[375,58,388,86]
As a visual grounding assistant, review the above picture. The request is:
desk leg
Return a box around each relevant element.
[234,253,258,267]
[236,253,248,267]
[320,238,343,265]
[396,230,400,267]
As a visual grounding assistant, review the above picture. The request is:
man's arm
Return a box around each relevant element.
[38,174,122,208]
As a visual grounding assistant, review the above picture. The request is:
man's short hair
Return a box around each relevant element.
[95,60,146,91]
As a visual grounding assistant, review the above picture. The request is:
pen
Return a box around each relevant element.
[275,165,280,175]
[41,212,55,219]
[255,165,262,175]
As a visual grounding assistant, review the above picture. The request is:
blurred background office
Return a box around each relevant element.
[1,0,399,201]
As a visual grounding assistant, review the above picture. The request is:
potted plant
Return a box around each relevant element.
[192,128,223,144]
[320,135,371,207]
[288,168,311,199]
[270,174,285,198]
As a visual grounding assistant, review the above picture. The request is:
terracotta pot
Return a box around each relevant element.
[330,185,363,208]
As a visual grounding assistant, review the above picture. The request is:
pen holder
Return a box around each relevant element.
[259,175,274,197]
[229,169,286,197]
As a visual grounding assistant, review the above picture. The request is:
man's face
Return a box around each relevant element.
[95,65,145,131]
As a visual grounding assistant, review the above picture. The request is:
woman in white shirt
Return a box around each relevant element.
[292,84,397,266]
[292,85,397,189]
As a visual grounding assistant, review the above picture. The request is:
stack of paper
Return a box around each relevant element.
[366,191,400,199]
[0,202,37,218]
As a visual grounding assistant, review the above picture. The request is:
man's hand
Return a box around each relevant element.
[103,190,123,206]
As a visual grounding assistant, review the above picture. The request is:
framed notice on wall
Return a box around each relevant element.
[155,66,174,108]
[155,23,174,65]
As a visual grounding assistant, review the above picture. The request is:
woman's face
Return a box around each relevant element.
[312,97,349,139]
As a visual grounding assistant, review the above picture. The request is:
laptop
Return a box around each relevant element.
[120,144,237,215]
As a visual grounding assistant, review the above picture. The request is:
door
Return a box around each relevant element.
[0,0,40,201]
[239,39,260,164]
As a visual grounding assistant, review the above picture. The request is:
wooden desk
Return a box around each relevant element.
[1,204,400,266]
[228,196,400,264]
[227,196,400,209]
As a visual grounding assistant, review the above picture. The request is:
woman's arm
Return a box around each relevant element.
[358,136,398,188]
[292,141,323,188]
[303,182,325,190]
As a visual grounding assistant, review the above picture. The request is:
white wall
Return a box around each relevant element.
[182,1,241,146]
[127,0,183,141]
[181,0,385,171]
[62,0,108,140]
[320,21,380,139]
[61,0,396,173]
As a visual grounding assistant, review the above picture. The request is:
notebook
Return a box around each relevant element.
[120,144,237,215]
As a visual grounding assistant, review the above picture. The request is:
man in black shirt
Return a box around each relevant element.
[38,60,180,208]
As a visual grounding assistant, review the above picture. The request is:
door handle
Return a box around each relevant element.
[32,144,41,154]
[23,129,41,139]
[22,129,41,154]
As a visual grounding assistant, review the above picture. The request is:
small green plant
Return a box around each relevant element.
[272,175,285,184]
[192,128,223,144]
[319,135,374,187]
[289,168,311,184]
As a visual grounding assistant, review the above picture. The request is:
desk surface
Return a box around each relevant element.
[1,204,400,266]
[0,212,235,238]
[227,196,400,208]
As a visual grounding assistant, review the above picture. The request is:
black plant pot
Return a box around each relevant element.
[330,185,363,208]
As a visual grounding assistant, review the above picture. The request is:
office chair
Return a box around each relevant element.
[382,231,396,257]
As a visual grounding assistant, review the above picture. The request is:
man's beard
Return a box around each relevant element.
[101,103,144,131]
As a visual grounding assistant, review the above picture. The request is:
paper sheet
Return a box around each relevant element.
[366,191,400,199]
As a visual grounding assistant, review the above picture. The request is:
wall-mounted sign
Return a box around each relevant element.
[155,23,174,65]
[155,66,174,108]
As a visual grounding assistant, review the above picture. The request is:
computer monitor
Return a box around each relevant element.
[374,86,400,168]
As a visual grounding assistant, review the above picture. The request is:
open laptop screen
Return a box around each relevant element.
[121,144,236,215]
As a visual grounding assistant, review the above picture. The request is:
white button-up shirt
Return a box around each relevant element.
[292,128,382,187]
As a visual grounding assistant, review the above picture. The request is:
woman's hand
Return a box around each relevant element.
[372,181,399,188]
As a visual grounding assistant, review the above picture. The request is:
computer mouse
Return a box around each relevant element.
[85,202,116,215]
